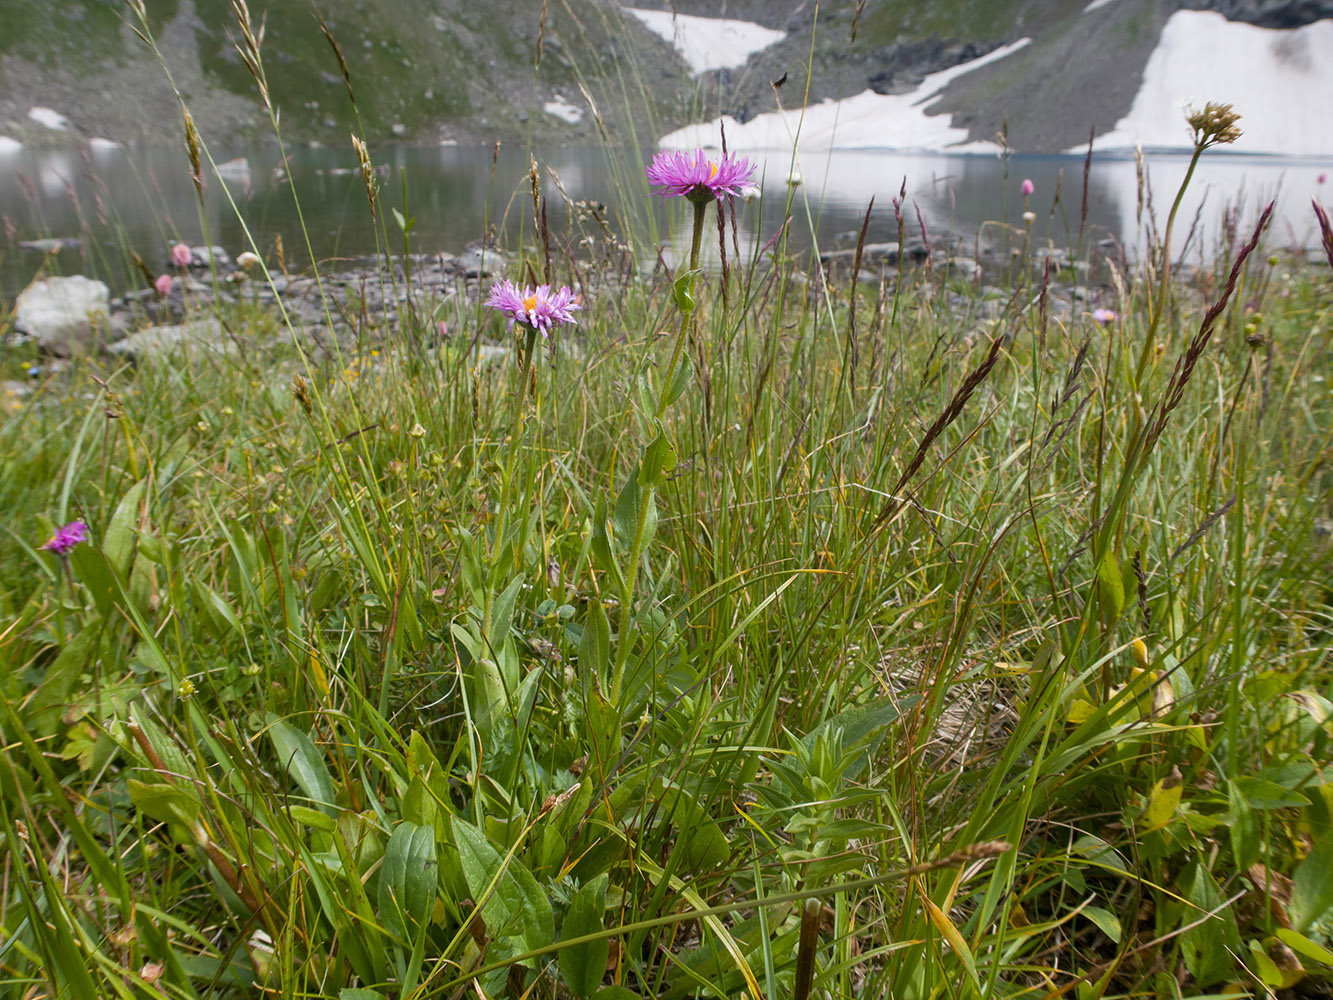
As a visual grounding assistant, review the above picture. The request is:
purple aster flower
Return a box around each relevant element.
[485,280,580,335]
[646,148,756,203]
[1020,178,1035,197]
[1092,307,1117,325]
[41,521,88,556]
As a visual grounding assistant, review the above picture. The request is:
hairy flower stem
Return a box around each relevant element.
[484,324,541,636]
[1136,144,1202,385]
[608,199,707,705]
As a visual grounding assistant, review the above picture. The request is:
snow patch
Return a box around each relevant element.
[1088,11,1333,156]
[543,95,584,125]
[1083,0,1119,12]
[88,137,121,152]
[661,38,1030,152]
[0,136,22,154]
[28,106,68,131]
[624,8,785,74]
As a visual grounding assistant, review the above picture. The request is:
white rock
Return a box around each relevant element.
[0,136,21,154]
[107,317,232,362]
[543,96,584,124]
[88,137,121,152]
[27,106,68,131]
[15,276,111,355]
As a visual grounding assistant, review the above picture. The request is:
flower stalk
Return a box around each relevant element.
[608,195,708,705]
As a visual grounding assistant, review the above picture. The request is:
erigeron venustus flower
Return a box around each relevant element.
[485,280,581,335]
[42,521,88,556]
[646,148,756,204]
[236,250,261,270]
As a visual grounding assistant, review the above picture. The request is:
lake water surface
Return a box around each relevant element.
[2,142,1330,298]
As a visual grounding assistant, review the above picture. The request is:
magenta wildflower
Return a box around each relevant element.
[1020,178,1035,197]
[42,521,88,556]
[154,274,173,296]
[171,243,192,269]
[1092,307,1117,325]
[485,280,580,335]
[646,148,756,203]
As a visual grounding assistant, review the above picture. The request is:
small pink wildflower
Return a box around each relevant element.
[42,521,88,556]
[646,148,756,203]
[154,274,173,296]
[485,280,580,335]
[171,243,192,269]
[1020,178,1035,197]
[1319,173,1327,185]
[1092,307,1117,325]
[436,319,449,339]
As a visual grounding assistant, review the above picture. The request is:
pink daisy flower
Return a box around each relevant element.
[154,274,173,296]
[646,148,756,202]
[1020,178,1035,197]
[1092,307,1117,325]
[42,521,88,556]
[485,280,580,335]
[171,243,192,269]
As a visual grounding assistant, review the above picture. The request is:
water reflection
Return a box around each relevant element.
[2,142,1329,298]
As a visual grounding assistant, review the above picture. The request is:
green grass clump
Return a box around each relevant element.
[3,184,1332,997]
[3,7,1333,1000]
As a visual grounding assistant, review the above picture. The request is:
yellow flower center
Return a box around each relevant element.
[708,161,718,181]
[522,295,537,312]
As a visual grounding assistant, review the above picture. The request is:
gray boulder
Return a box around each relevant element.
[15,276,112,355]
[106,317,233,362]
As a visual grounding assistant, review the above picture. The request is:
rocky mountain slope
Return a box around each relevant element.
[1,0,1331,153]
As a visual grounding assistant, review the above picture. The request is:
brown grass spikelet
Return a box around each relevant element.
[1146,200,1273,451]
[291,375,313,416]
[1312,199,1333,272]
[351,134,377,210]
[318,15,355,107]
[183,108,202,195]
[229,0,271,111]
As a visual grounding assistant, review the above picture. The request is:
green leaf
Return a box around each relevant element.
[267,716,337,814]
[590,495,615,578]
[1291,830,1333,931]
[646,779,729,870]
[559,875,609,999]
[341,990,388,1000]
[104,480,145,576]
[453,817,554,953]
[662,352,692,409]
[27,620,101,736]
[1178,861,1240,988]
[1083,906,1122,944]
[1234,776,1311,810]
[579,601,611,691]
[378,822,438,941]
[127,703,193,780]
[127,778,201,829]
[613,474,642,551]
[1227,779,1259,871]
[672,271,696,313]
[489,573,526,646]
[594,989,640,1000]
[1096,549,1124,621]
[639,422,677,489]
[1276,927,1333,966]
